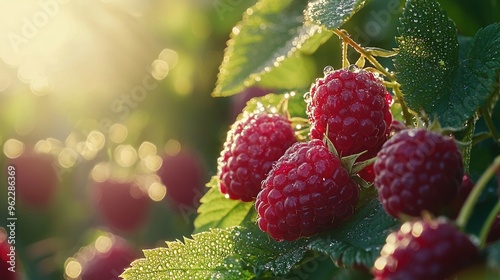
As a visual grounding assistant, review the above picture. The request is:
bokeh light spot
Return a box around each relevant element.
[34,140,53,154]
[115,144,137,167]
[95,235,113,254]
[151,59,169,80]
[159,48,179,69]
[109,123,128,143]
[59,148,78,168]
[91,162,111,183]
[148,182,167,202]
[64,258,82,279]
[3,139,24,159]
[164,139,181,156]
[87,130,106,151]
[145,154,162,172]
[138,141,157,160]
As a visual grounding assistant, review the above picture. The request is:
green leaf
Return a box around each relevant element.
[120,228,252,280]
[395,0,459,121]
[396,0,500,127]
[448,23,500,126]
[307,198,399,268]
[242,91,309,119]
[193,177,256,234]
[305,0,374,30]
[233,225,310,276]
[213,0,330,97]
[257,54,318,91]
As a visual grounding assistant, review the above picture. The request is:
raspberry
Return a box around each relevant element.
[91,179,150,232]
[306,67,393,161]
[256,139,359,241]
[487,214,500,243]
[217,113,296,202]
[372,218,479,280]
[447,175,474,219]
[6,151,58,209]
[158,149,206,208]
[76,233,138,280]
[374,129,464,218]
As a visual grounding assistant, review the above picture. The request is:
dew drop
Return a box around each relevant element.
[303,92,311,103]
[348,64,360,72]
[323,65,334,75]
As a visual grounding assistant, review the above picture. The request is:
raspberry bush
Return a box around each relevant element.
[120,0,500,279]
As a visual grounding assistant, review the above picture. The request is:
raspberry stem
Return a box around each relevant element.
[333,29,414,126]
[456,155,500,231]
[479,201,500,248]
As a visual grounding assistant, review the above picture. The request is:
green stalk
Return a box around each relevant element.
[479,201,500,248]
[456,155,500,230]
[333,29,414,126]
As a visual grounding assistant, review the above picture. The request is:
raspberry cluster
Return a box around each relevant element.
[216,67,395,241]
[216,66,481,278]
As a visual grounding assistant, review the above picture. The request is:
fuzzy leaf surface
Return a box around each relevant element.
[395,0,458,122]
[120,228,252,280]
[305,0,373,30]
[396,0,500,127]
[213,0,330,97]
[194,177,256,233]
[307,198,399,268]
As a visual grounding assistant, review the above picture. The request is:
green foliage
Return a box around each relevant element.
[212,0,331,97]
[123,0,500,279]
[120,228,251,280]
[124,198,397,279]
[307,198,398,268]
[194,177,256,233]
[305,0,373,30]
[395,0,500,128]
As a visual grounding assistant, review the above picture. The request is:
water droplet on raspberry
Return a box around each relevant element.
[348,64,360,72]
[323,65,334,75]
[303,92,311,103]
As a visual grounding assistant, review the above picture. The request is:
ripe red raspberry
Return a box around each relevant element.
[6,151,58,209]
[217,113,296,202]
[447,175,474,219]
[256,139,359,241]
[75,233,138,280]
[306,67,393,161]
[158,149,207,208]
[374,129,464,218]
[91,179,150,232]
[372,219,479,280]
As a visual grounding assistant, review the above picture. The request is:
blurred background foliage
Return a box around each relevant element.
[0,0,498,279]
